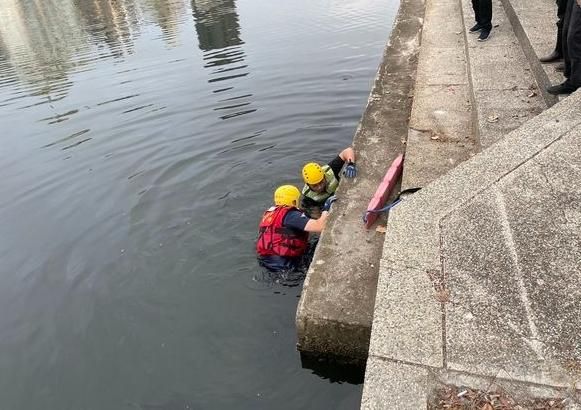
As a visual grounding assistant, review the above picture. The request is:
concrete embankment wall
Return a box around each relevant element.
[297,0,567,365]
[361,0,581,406]
[295,0,425,362]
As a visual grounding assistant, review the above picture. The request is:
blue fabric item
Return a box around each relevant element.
[258,255,300,272]
[363,198,402,223]
[343,162,357,178]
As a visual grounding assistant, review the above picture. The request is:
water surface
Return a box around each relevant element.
[0,0,397,408]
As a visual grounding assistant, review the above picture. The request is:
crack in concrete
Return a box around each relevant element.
[437,122,578,227]
[494,186,546,361]
[439,225,448,369]
[370,354,581,393]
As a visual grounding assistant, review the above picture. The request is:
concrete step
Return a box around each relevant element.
[501,0,563,103]
[401,0,479,190]
[362,0,581,405]
[460,0,548,147]
[403,0,550,192]
[362,86,581,409]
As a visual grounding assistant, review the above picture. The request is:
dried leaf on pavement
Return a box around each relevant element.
[435,289,450,303]
[429,385,566,410]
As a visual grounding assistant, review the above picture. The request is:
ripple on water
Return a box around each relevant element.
[0,0,391,407]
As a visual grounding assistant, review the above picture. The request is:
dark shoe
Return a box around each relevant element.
[469,23,483,33]
[546,82,577,95]
[539,51,563,63]
[555,62,565,72]
[478,29,491,41]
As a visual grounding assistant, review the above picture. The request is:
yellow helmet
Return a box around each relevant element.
[274,185,301,207]
[302,163,325,185]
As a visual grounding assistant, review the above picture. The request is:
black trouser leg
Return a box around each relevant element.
[563,0,574,78]
[556,19,564,55]
[478,0,493,30]
[471,0,481,24]
[472,0,491,28]
[557,0,568,16]
[555,0,567,54]
[565,2,581,88]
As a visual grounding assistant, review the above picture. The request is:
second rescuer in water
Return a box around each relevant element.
[301,146,356,207]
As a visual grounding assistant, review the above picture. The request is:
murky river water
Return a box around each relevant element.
[0,0,397,408]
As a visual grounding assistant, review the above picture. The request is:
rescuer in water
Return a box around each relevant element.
[256,185,335,272]
[300,146,356,208]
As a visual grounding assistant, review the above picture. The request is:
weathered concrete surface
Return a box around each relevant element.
[361,0,581,405]
[501,0,562,104]
[361,358,430,409]
[295,0,425,361]
[362,359,580,409]
[362,91,581,407]
[460,0,547,148]
[402,0,552,190]
[297,0,577,370]
[401,0,478,191]
[369,261,444,367]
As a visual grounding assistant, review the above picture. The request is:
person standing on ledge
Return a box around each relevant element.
[300,146,356,208]
[468,0,493,42]
[548,0,581,95]
[256,185,336,272]
[539,0,568,65]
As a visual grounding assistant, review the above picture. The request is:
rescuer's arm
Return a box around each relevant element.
[303,211,329,233]
[339,146,355,163]
[338,147,356,179]
[303,196,335,232]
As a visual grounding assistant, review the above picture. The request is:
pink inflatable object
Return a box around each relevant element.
[364,154,404,229]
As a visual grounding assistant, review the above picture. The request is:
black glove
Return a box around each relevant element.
[322,195,337,212]
[343,161,357,178]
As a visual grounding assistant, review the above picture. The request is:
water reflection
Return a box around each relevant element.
[0,0,190,102]
[144,0,187,46]
[192,0,256,120]
[0,0,88,98]
[74,0,139,58]
[0,0,256,121]
[0,0,392,406]
[192,0,242,51]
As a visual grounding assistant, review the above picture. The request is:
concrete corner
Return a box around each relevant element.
[361,358,431,410]
[364,91,581,407]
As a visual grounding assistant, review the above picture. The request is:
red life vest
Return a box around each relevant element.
[256,206,309,258]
